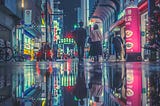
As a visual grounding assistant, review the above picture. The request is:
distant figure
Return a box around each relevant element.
[44,42,51,52]
[40,42,51,61]
[52,44,57,60]
[74,21,87,61]
[112,31,123,60]
[89,24,103,62]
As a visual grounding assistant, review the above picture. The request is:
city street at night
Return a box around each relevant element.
[1,0,160,106]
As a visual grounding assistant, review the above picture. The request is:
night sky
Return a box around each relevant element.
[59,0,80,34]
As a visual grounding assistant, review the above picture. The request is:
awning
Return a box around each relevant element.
[138,0,148,14]
[24,27,42,38]
[90,0,120,21]
[109,17,125,31]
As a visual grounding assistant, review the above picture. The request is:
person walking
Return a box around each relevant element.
[89,24,103,62]
[112,31,123,61]
[74,21,87,62]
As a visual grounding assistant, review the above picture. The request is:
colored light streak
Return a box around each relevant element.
[36,62,41,76]
[22,0,24,8]
[126,63,142,106]
[48,62,53,74]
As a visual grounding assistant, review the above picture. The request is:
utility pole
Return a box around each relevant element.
[45,0,48,105]
[45,0,48,43]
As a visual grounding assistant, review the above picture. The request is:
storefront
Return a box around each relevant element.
[140,12,148,60]
[109,15,125,60]
[138,0,149,61]
[23,30,35,60]
[139,0,160,61]
[109,1,150,61]
[14,28,23,53]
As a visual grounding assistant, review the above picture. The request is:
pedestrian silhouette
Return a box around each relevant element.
[73,21,87,62]
[112,31,123,61]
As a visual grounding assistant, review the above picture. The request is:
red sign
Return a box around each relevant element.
[126,63,142,106]
[125,7,141,53]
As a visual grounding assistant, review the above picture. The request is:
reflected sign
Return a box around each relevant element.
[126,65,142,105]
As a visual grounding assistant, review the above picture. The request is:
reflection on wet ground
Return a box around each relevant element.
[0,60,160,106]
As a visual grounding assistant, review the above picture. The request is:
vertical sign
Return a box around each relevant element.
[24,10,32,26]
[125,7,141,53]
[126,63,142,106]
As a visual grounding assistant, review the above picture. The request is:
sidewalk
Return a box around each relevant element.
[86,55,126,62]
[107,55,126,62]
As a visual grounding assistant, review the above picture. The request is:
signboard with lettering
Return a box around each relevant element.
[58,38,74,44]
[24,10,32,26]
[125,7,141,53]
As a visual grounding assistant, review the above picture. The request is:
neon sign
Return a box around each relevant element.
[118,10,125,20]
[125,7,141,53]
[138,0,142,3]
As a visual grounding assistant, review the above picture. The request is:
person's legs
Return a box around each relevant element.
[117,50,121,60]
[77,45,81,60]
[115,51,118,60]
[81,44,85,60]
[96,55,99,62]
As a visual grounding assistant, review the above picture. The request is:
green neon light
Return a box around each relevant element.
[118,10,125,20]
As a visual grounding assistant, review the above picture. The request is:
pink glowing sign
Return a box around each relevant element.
[125,7,141,53]
[126,63,142,106]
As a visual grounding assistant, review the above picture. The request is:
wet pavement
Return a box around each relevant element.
[0,59,160,106]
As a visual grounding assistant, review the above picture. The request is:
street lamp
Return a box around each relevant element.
[20,0,25,59]
[21,0,24,8]
[45,0,49,105]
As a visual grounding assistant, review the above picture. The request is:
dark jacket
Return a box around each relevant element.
[74,27,87,45]
[112,36,123,51]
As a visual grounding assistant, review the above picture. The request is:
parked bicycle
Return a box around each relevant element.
[13,48,25,62]
[0,41,13,61]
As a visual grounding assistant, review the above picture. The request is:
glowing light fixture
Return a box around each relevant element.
[22,0,24,8]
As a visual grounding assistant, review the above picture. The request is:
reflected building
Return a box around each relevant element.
[0,66,12,106]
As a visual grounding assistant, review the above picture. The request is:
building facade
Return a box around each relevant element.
[0,0,22,45]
